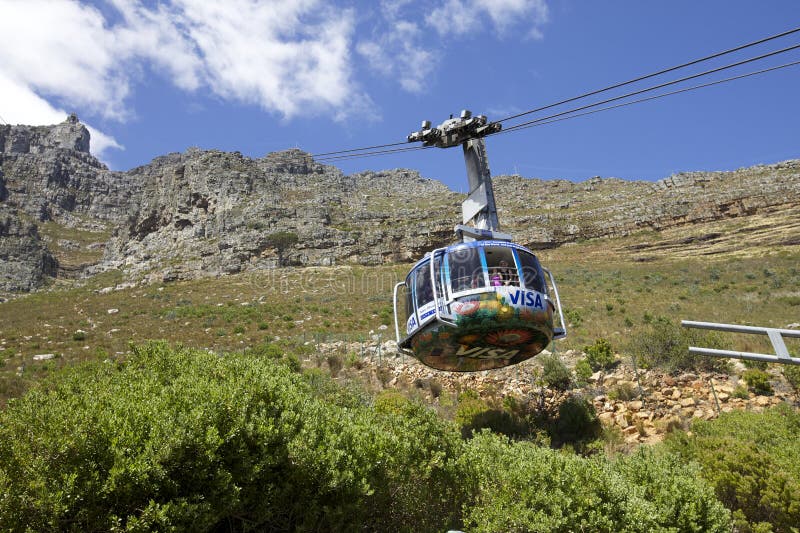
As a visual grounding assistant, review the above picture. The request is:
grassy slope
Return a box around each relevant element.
[1,204,798,404]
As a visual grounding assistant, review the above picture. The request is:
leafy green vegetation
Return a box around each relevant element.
[664,405,800,532]
[628,317,730,373]
[0,342,731,532]
[264,230,299,266]
[539,353,572,391]
[783,365,800,392]
[584,337,616,371]
[460,435,729,532]
[741,369,774,395]
[0,342,464,531]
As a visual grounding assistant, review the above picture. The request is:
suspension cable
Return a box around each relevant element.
[496,25,800,123]
[498,43,800,135]
[494,60,800,135]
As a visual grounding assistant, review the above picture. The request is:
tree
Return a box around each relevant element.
[265,231,298,266]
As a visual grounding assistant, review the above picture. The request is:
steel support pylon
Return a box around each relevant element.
[462,138,500,232]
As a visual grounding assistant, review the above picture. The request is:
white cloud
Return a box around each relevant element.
[426,0,549,39]
[0,0,129,120]
[0,0,366,149]
[357,19,437,93]
[0,0,549,155]
[176,0,363,118]
[358,0,549,96]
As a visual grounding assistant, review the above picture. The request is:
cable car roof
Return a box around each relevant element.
[409,239,539,270]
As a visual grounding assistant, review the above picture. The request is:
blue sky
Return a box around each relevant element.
[0,0,798,190]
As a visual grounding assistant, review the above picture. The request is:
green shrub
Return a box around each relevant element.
[584,337,615,370]
[629,317,730,372]
[72,330,87,341]
[243,342,300,371]
[0,342,741,532]
[456,390,490,435]
[551,395,601,448]
[458,433,731,532]
[743,359,768,370]
[782,364,800,391]
[608,381,638,401]
[373,390,411,416]
[564,308,583,327]
[663,405,800,531]
[539,354,572,391]
[732,385,750,399]
[326,354,343,377]
[0,342,466,532]
[574,357,593,385]
[741,369,773,395]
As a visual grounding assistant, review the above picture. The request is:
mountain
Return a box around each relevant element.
[1,116,799,293]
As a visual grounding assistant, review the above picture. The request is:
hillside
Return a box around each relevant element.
[2,116,799,293]
[2,117,800,531]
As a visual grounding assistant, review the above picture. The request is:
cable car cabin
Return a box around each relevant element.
[393,240,566,372]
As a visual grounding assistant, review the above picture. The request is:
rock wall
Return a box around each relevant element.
[103,149,456,282]
[0,116,136,226]
[493,160,800,248]
[1,116,798,292]
[0,204,57,291]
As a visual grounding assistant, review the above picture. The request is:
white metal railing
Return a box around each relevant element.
[681,320,800,366]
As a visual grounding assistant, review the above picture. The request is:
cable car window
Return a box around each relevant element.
[484,246,519,286]
[415,260,433,308]
[433,253,444,300]
[449,247,484,292]
[518,250,546,293]
[405,271,415,317]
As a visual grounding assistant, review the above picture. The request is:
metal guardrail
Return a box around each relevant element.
[681,320,800,366]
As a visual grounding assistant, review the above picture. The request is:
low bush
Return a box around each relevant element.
[459,434,730,532]
[538,354,572,391]
[608,381,639,401]
[663,405,800,531]
[550,395,602,449]
[0,342,736,532]
[782,364,800,391]
[741,369,773,395]
[628,317,730,373]
[574,357,593,385]
[584,338,615,371]
[0,342,465,531]
[732,385,750,399]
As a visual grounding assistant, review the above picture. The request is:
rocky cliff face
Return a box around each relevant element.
[0,115,136,227]
[1,117,798,293]
[493,161,800,248]
[0,203,57,292]
[102,148,456,283]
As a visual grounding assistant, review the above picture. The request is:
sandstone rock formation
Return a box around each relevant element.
[0,204,57,291]
[1,116,798,293]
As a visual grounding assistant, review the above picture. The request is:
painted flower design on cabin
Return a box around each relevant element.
[485,329,533,347]
[451,300,479,316]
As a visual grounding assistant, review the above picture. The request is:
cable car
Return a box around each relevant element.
[393,240,565,371]
[393,110,566,371]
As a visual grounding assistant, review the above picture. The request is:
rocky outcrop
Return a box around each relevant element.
[0,113,89,154]
[315,339,799,446]
[0,204,57,292]
[102,149,456,282]
[0,117,135,226]
[493,160,800,248]
[1,116,799,293]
